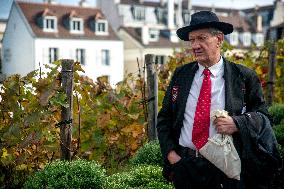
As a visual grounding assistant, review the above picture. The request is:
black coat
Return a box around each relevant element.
[157,58,282,184]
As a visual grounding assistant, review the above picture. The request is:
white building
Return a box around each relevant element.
[0,18,7,81]
[98,0,183,76]
[2,1,124,86]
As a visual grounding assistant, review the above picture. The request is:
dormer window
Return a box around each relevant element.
[253,33,264,47]
[242,32,251,47]
[183,12,191,25]
[70,17,84,34]
[95,19,108,35]
[149,29,159,42]
[155,8,166,24]
[229,32,239,46]
[133,6,145,21]
[43,16,57,32]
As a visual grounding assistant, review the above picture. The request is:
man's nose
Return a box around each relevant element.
[190,41,201,49]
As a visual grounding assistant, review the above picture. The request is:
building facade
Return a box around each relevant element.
[2,1,124,86]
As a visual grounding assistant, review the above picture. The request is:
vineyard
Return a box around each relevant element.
[1,40,284,188]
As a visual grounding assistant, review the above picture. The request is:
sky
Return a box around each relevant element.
[0,0,277,19]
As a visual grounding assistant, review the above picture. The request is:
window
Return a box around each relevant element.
[133,6,145,21]
[242,32,251,47]
[229,32,239,46]
[76,49,85,65]
[95,20,108,35]
[43,16,57,32]
[254,33,264,47]
[70,18,84,33]
[183,12,191,25]
[3,48,11,62]
[101,50,110,66]
[155,55,166,65]
[49,48,58,63]
[156,8,166,24]
[149,29,159,42]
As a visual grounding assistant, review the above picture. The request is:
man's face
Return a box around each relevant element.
[188,28,223,65]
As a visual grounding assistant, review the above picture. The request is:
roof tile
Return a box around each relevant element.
[17,1,120,40]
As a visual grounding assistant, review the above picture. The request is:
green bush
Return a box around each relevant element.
[23,159,106,189]
[269,104,284,125]
[104,165,173,189]
[130,140,163,166]
[273,119,284,157]
[0,164,31,189]
[274,120,284,144]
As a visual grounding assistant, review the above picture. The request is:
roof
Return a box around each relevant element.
[120,0,165,7]
[119,1,253,33]
[219,12,252,32]
[16,1,120,40]
[120,26,185,48]
[270,22,284,29]
[242,4,274,13]
[0,19,8,23]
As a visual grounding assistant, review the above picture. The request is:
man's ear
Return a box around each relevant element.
[216,33,224,46]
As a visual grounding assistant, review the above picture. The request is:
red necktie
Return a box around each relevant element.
[192,68,211,150]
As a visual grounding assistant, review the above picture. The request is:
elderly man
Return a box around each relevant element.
[157,11,282,189]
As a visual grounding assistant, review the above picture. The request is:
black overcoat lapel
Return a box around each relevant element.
[223,59,245,115]
[175,62,199,124]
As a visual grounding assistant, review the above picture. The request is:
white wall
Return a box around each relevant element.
[270,0,284,27]
[2,3,35,76]
[35,38,124,86]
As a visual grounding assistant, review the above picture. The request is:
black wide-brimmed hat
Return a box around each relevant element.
[176,11,233,41]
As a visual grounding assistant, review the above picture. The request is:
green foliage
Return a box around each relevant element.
[23,159,106,189]
[0,61,147,186]
[269,104,284,125]
[273,120,284,157]
[0,65,63,188]
[73,73,146,170]
[130,140,163,166]
[104,165,173,189]
[273,120,284,145]
[0,164,30,189]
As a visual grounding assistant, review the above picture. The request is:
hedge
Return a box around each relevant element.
[23,159,106,189]
[104,165,173,189]
[130,140,163,166]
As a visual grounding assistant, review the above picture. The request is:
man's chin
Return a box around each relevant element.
[195,57,206,63]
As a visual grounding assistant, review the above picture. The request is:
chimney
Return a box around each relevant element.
[160,0,166,6]
[176,0,183,27]
[167,0,175,29]
[79,0,89,7]
[142,26,149,45]
[256,15,262,32]
[187,0,192,11]
[44,0,57,4]
[211,4,215,13]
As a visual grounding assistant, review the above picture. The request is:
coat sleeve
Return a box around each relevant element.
[232,68,282,177]
[156,68,180,160]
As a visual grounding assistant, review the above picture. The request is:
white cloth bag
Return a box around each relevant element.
[199,134,241,180]
[198,110,241,180]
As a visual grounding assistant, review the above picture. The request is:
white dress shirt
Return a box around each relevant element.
[179,57,225,150]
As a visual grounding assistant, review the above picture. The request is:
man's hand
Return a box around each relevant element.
[167,150,181,165]
[213,116,238,135]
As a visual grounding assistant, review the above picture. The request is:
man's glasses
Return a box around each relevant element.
[188,35,212,45]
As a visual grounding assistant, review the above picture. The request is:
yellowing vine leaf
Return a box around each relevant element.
[1,148,8,158]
